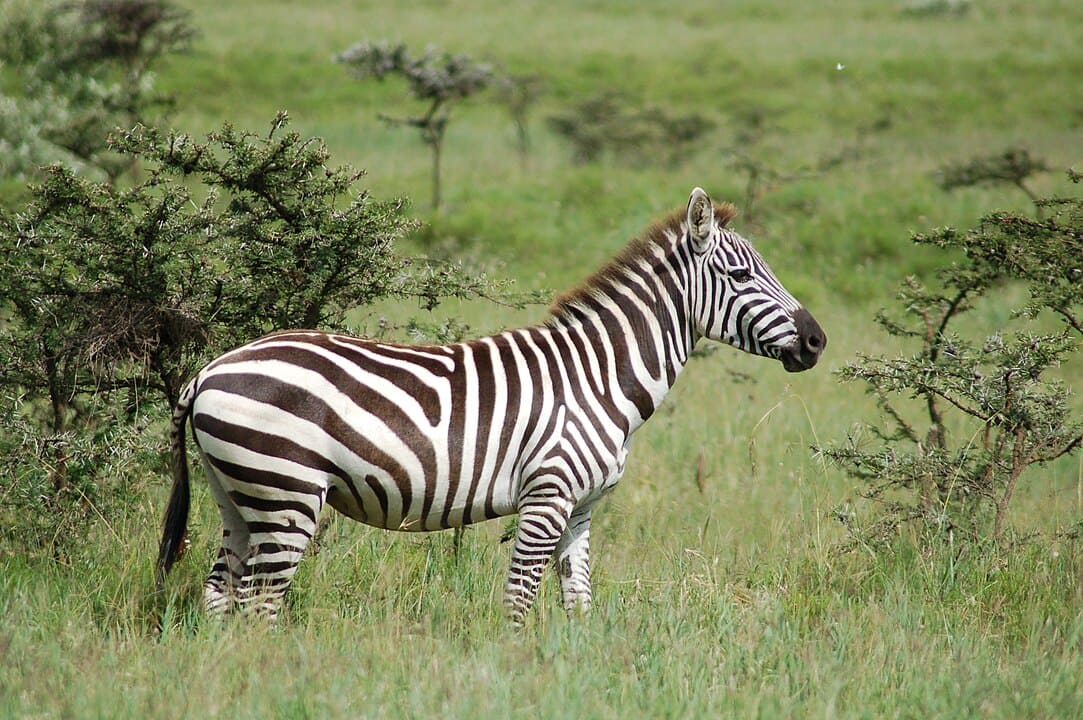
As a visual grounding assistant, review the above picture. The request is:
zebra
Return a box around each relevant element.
[156,187,825,625]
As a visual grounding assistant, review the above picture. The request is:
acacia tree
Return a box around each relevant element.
[335,41,496,213]
[0,112,519,558]
[495,73,544,170]
[937,147,1050,207]
[821,172,1083,544]
[547,93,715,168]
[0,111,509,440]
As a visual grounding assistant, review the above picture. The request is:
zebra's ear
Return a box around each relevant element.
[686,187,715,252]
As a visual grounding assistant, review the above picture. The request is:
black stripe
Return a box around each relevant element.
[228,491,317,524]
[576,296,654,421]
[203,450,324,497]
[459,340,496,526]
[480,335,527,520]
[247,521,311,536]
[441,344,467,527]
[193,413,351,485]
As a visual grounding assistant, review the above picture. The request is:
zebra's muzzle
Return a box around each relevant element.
[780,308,826,372]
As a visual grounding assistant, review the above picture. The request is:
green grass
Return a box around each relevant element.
[4,0,1083,717]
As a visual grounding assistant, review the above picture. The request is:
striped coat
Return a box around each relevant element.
[157,187,825,624]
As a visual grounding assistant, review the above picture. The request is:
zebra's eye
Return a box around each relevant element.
[729,268,752,283]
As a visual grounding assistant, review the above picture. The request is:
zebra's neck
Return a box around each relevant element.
[543,237,698,433]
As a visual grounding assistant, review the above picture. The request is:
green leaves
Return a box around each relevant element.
[0,113,508,426]
[821,173,1083,543]
[0,0,195,184]
[334,41,498,212]
[335,41,495,103]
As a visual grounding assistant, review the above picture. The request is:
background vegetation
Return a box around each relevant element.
[2,0,1082,717]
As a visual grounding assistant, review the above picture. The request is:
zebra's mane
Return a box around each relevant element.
[548,202,737,321]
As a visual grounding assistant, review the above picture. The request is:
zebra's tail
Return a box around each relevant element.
[156,378,197,589]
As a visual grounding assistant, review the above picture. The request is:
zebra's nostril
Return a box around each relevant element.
[807,334,822,351]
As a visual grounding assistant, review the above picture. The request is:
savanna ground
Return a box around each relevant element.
[3,1,1083,717]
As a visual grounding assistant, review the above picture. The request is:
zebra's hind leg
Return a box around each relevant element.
[201,457,249,618]
[554,507,593,617]
[232,488,326,622]
[233,532,313,622]
[504,495,572,628]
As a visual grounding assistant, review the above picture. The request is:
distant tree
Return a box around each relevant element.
[495,73,544,169]
[724,107,864,224]
[901,0,973,18]
[335,41,496,213]
[820,172,1083,546]
[936,147,1050,208]
[0,0,196,185]
[547,93,714,168]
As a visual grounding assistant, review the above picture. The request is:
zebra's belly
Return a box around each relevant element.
[321,429,632,531]
[325,468,518,532]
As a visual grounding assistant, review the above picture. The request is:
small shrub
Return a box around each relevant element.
[547,93,715,167]
[820,172,1083,546]
[937,147,1050,207]
[901,0,972,18]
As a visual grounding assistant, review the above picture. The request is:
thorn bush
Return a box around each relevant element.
[0,113,517,558]
[819,172,1083,545]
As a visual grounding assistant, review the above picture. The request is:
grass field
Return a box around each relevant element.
[3,1,1083,717]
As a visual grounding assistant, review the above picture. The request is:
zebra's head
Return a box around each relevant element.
[685,187,825,372]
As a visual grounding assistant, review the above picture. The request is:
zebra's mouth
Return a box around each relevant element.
[780,308,826,372]
[779,336,825,372]
[781,348,817,372]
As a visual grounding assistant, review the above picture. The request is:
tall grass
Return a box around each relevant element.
[3,0,1083,717]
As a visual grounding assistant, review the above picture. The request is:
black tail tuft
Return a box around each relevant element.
[156,382,195,589]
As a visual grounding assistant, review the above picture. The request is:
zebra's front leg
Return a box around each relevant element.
[504,498,571,628]
[554,507,592,617]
